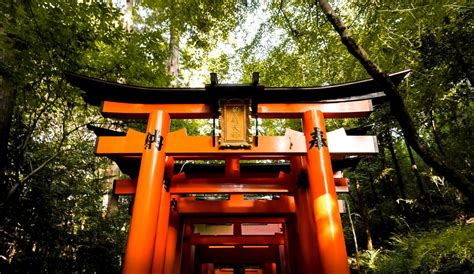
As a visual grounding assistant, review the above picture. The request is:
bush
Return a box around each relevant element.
[375,223,473,272]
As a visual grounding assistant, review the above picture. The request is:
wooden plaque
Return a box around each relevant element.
[219,99,252,149]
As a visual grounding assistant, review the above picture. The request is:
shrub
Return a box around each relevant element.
[375,223,473,272]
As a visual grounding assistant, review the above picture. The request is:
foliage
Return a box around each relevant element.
[0,1,134,272]
[358,249,382,271]
[374,223,474,272]
[136,0,254,85]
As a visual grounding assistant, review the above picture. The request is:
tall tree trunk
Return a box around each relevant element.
[386,131,406,199]
[369,173,386,225]
[318,0,474,203]
[367,172,378,205]
[168,27,180,83]
[430,110,446,156]
[123,0,133,31]
[379,146,400,211]
[344,197,360,269]
[454,42,473,86]
[0,27,16,184]
[404,137,431,205]
[104,164,120,218]
[354,180,373,251]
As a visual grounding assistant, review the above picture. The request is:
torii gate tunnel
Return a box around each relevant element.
[66,70,410,274]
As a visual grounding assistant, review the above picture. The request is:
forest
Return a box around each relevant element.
[0,0,473,273]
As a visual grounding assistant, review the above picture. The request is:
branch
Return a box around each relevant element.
[377,4,473,12]
[4,148,60,202]
[21,151,60,185]
[278,0,301,38]
[20,91,59,152]
[317,0,474,202]
[4,118,96,202]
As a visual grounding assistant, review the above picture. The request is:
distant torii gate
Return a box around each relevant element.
[66,70,410,274]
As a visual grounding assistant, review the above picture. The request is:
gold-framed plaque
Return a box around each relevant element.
[218,99,252,149]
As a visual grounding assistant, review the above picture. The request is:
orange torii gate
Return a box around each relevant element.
[66,70,409,274]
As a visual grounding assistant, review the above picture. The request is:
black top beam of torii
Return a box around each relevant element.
[64,70,411,107]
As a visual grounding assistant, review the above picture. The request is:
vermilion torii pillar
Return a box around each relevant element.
[303,110,349,273]
[152,157,174,274]
[122,110,170,273]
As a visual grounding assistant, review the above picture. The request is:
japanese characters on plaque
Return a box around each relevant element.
[218,99,252,149]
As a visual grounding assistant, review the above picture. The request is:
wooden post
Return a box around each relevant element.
[263,264,271,274]
[271,263,277,274]
[200,263,207,274]
[207,263,214,274]
[201,263,214,274]
[291,156,322,274]
[151,189,171,273]
[283,215,301,274]
[122,110,170,274]
[278,244,288,274]
[164,195,180,274]
[294,189,323,273]
[303,110,349,273]
[152,157,174,274]
[181,222,195,274]
[225,158,240,178]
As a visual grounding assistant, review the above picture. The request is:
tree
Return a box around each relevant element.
[317,0,474,202]
[0,2,133,271]
[134,0,253,84]
[0,2,17,183]
[0,49,15,183]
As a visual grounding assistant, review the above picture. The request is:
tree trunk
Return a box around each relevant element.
[379,146,400,211]
[369,173,386,225]
[404,137,431,205]
[104,163,120,218]
[386,131,406,199]
[367,172,378,205]
[105,194,119,218]
[344,197,360,269]
[123,0,133,31]
[355,180,373,251]
[0,29,16,184]
[430,110,446,156]
[318,0,474,203]
[168,27,180,83]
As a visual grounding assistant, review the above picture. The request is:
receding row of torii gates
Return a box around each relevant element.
[66,70,409,274]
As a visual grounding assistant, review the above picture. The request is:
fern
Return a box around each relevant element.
[375,223,474,272]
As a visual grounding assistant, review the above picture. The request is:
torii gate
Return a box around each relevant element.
[66,70,409,274]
